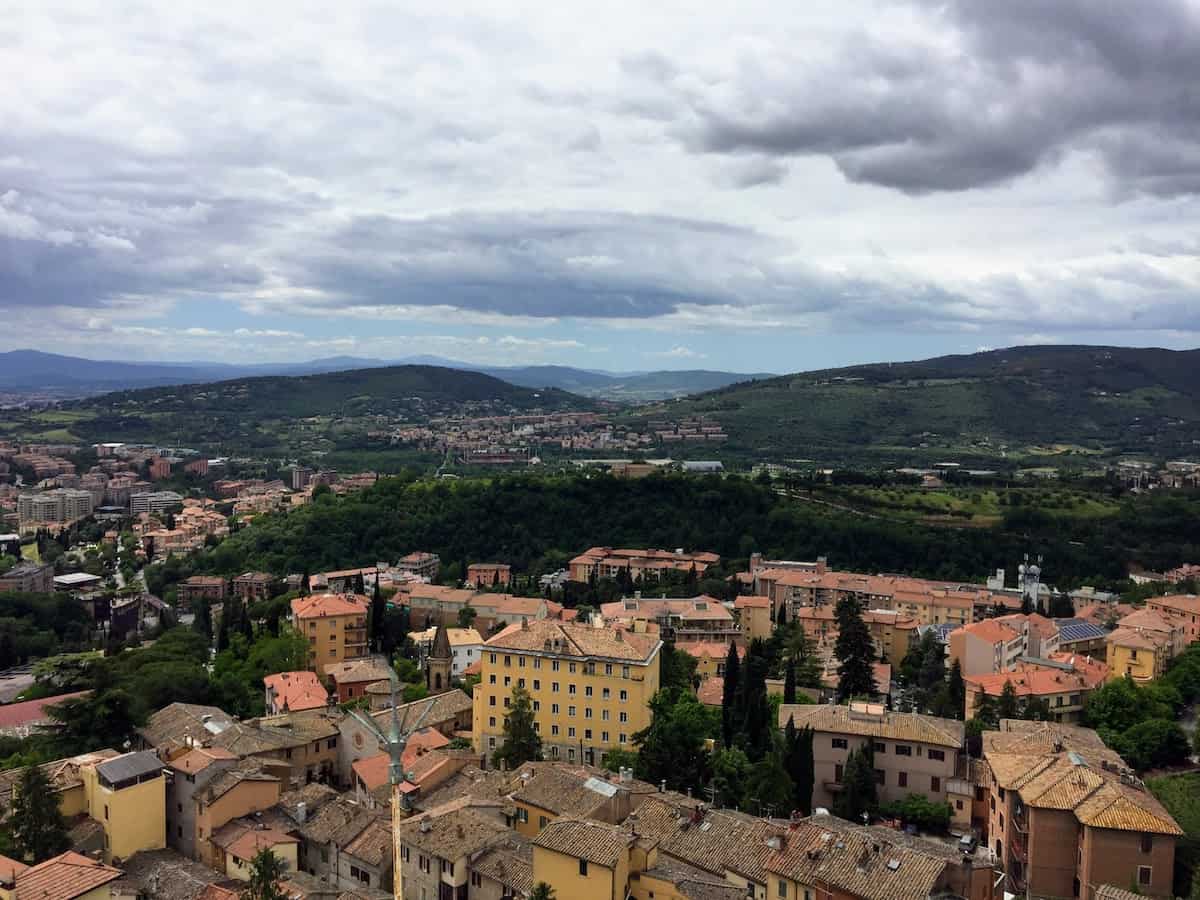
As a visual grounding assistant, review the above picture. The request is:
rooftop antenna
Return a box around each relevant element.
[356,666,435,900]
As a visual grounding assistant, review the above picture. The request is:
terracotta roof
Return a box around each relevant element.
[984,720,1182,835]
[300,796,380,847]
[696,676,724,706]
[139,702,237,749]
[222,825,298,861]
[1106,626,1171,651]
[1095,886,1150,900]
[14,851,121,900]
[1115,608,1175,633]
[197,887,240,900]
[777,702,963,748]
[264,671,328,712]
[958,619,1020,645]
[396,802,510,858]
[367,690,473,733]
[733,595,770,609]
[431,625,452,660]
[343,818,392,867]
[0,853,27,886]
[0,691,88,733]
[532,818,632,868]
[766,815,955,900]
[353,754,390,792]
[290,592,369,619]
[324,657,395,685]
[276,782,341,823]
[645,799,782,884]
[167,746,238,775]
[485,619,661,663]
[601,596,734,623]
[1146,593,1200,615]
[110,849,238,900]
[510,764,621,818]
[197,759,280,805]
[964,656,1108,697]
[677,641,742,662]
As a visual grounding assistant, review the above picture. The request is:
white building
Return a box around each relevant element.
[407,626,485,677]
[129,491,184,515]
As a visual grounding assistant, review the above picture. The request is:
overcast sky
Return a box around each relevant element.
[3,0,1200,373]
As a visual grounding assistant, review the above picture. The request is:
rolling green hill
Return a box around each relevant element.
[60,365,595,453]
[637,345,1200,464]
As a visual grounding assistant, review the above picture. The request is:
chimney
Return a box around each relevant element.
[420,819,432,833]
[296,802,307,824]
[660,780,667,793]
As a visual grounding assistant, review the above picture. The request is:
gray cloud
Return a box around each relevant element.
[637,0,1200,195]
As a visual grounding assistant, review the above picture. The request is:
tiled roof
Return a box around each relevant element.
[343,818,392,867]
[353,754,390,792]
[300,796,380,847]
[1146,593,1200,614]
[197,759,280,805]
[984,720,1182,835]
[471,839,533,895]
[485,618,661,663]
[650,801,782,884]
[14,851,121,900]
[167,747,238,775]
[1095,886,1150,900]
[510,764,620,817]
[396,802,510,858]
[958,619,1020,644]
[324,657,396,685]
[218,824,298,861]
[367,690,473,733]
[110,849,236,900]
[264,671,328,712]
[290,592,369,619]
[276,782,341,824]
[677,641,742,662]
[733,595,770,609]
[0,853,27,886]
[532,818,632,868]
[1106,626,1171,651]
[600,596,734,622]
[139,702,237,749]
[776,703,963,748]
[0,691,88,733]
[1115,609,1175,633]
[964,656,1108,697]
[767,815,953,900]
[696,676,724,706]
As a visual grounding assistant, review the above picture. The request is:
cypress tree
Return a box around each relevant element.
[796,724,815,815]
[835,596,876,700]
[784,657,797,704]
[721,642,740,748]
[947,659,966,720]
[998,680,1020,720]
[369,579,386,651]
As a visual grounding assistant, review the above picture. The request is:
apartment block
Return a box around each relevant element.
[949,619,1027,677]
[129,490,183,516]
[395,551,440,581]
[733,594,773,641]
[568,547,720,583]
[1105,609,1184,684]
[177,575,228,607]
[17,488,94,527]
[983,720,1181,899]
[1144,593,1200,643]
[468,562,511,587]
[472,619,662,767]
[963,654,1108,722]
[600,595,740,642]
[232,571,275,602]
[290,593,370,671]
[776,702,968,827]
[0,560,54,594]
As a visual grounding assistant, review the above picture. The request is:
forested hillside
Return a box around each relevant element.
[147,472,1200,594]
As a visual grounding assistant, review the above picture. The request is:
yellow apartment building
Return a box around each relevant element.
[78,750,166,863]
[532,819,634,900]
[290,593,370,671]
[733,595,773,642]
[473,620,662,767]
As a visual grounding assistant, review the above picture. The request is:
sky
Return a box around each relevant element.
[3,1,1200,374]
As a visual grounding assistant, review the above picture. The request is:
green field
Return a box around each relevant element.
[810,485,1123,527]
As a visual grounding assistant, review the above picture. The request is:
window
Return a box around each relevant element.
[489,737,496,748]
[956,799,964,810]
[619,733,628,744]
[552,682,560,693]
[605,663,614,675]
[894,744,912,756]
[534,680,541,690]
[533,701,541,712]
[622,666,630,678]
[834,764,844,783]
[518,808,529,823]
[778,879,787,898]
[831,738,848,750]
[518,678,525,689]
[504,696,511,708]
[490,653,497,664]
[585,729,593,740]
[489,674,497,684]
[874,769,885,785]
[569,727,576,738]
[602,688,611,700]
[585,685,593,697]
[569,684,577,696]
[504,676,512,687]
[489,716,496,727]
[898,771,907,788]
[419,855,430,873]
[927,749,945,762]
[620,690,628,702]
[931,776,941,792]
[579,859,589,876]
[569,705,577,717]
[569,663,577,674]
[552,724,560,736]
[489,696,496,707]
[471,873,482,887]
[534,658,542,669]
[552,703,560,714]
[975,786,985,801]
[1141,834,1154,853]
[602,731,609,742]
[601,709,609,721]
[1138,866,1152,886]
[619,711,628,723]
[540,815,550,828]
[585,708,593,719]
[504,655,512,667]
[552,660,560,672]
[873,742,886,753]
[519,656,526,668]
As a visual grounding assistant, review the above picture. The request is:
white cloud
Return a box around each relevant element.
[650,345,705,359]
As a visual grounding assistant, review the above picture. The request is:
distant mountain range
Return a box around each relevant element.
[0,349,768,402]
[649,344,1200,463]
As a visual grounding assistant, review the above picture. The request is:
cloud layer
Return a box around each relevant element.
[1,1,1199,365]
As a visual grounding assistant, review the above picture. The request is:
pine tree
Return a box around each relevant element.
[217,601,232,652]
[998,680,1020,721]
[300,569,310,595]
[721,643,740,748]
[793,626,823,688]
[354,571,365,594]
[835,596,875,700]
[745,751,794,818]
[241,849,287,900]
[784,657,797,704]
[947,659,966,720]
[918,636,946,692]
[10,765,70,862]
[492,686,543,769]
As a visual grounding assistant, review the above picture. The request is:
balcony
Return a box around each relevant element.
[1008,833,1027,863]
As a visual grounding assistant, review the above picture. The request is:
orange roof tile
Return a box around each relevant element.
[263,670,328,712]
[733,595,770,609]
[290,592,369,619]
[14,851,121,900]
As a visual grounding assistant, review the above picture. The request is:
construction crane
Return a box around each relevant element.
[352,669,435,900]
